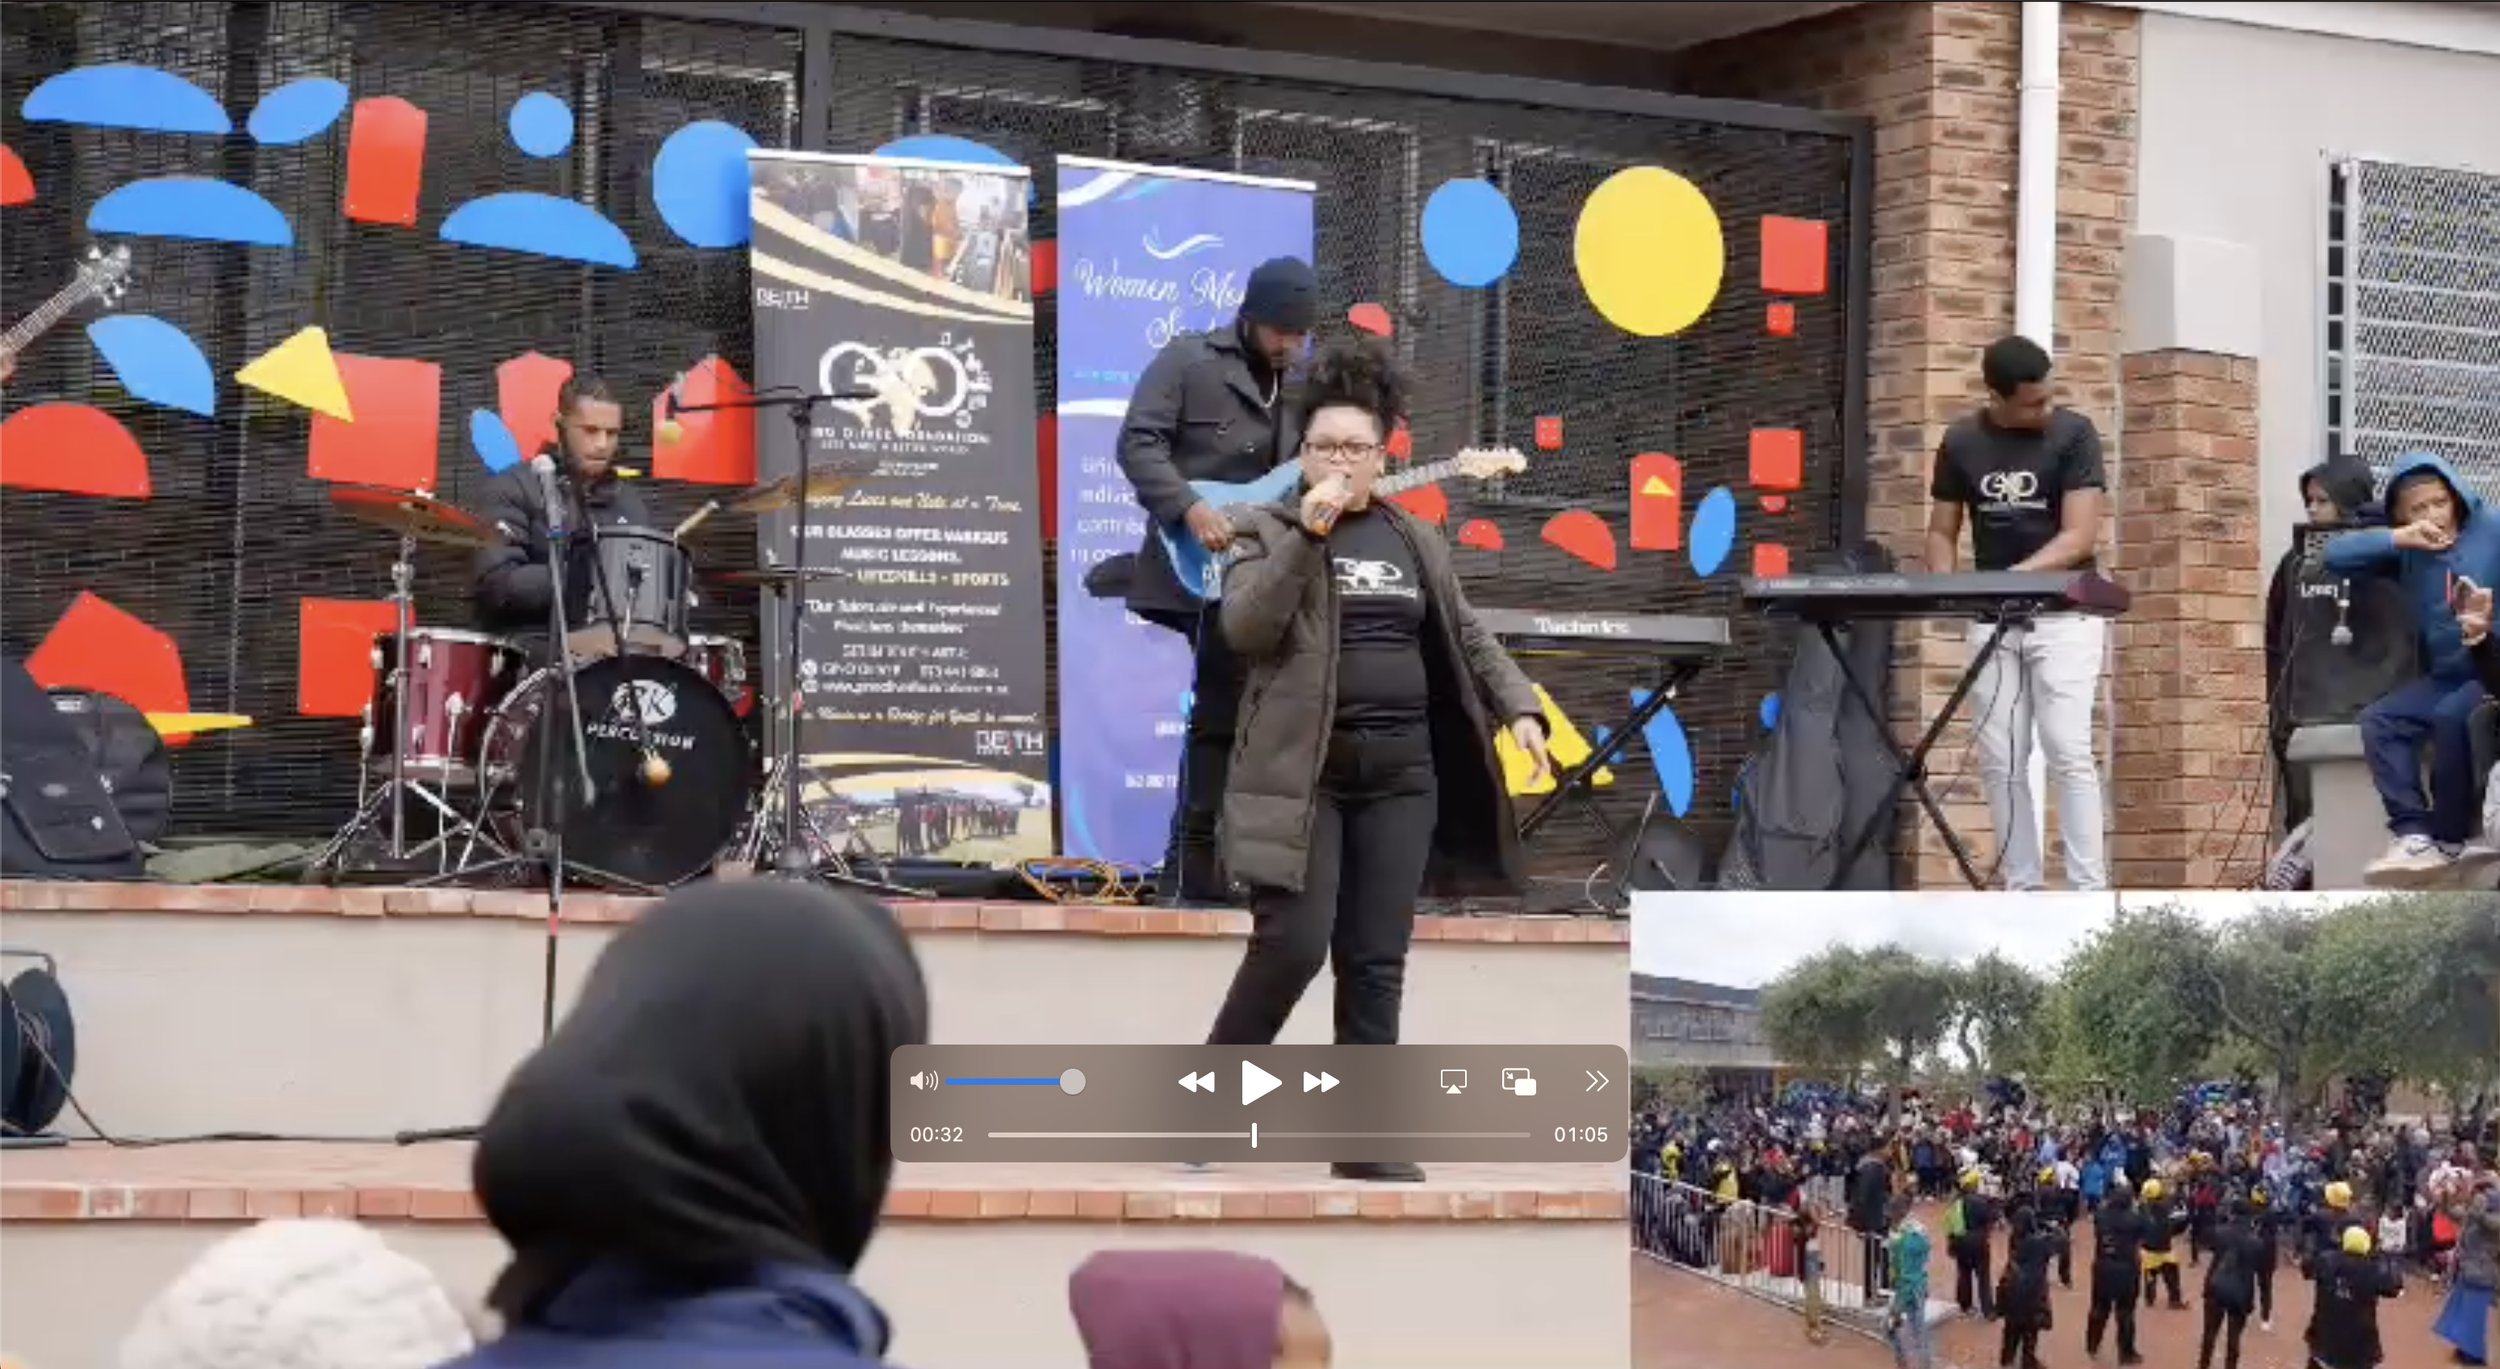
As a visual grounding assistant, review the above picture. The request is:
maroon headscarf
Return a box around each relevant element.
[1068,1249,1289,1369]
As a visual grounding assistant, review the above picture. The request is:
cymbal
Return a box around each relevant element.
[329,486,493,548]
[703,566,854,589]
[721,457,876,515]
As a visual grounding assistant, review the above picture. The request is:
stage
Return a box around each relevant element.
[0,877,1630,1367]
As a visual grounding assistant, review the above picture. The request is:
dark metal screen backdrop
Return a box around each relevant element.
[2,1,1866,897]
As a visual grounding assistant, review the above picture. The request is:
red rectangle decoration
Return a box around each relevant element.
[1628,453,1682,552]
[1749,429,1805,493]
[297,598,399,718]
[309,354,442,492]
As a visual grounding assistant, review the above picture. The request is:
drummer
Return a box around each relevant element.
[472,373,653,657]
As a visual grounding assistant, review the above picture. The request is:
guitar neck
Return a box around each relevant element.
[1,281,94,354]
[1375,455,1475,496]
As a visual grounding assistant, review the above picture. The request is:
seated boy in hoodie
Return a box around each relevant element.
[2451,580,2500,852]
[2266,457,2381,830]
[2322,453,2500,885]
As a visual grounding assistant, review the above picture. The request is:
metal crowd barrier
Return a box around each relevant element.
[1629,1172,1892,1338]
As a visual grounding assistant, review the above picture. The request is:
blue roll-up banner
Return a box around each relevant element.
[1052,157,1316,865]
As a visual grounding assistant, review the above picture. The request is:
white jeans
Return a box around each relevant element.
[1964,613,2108,891]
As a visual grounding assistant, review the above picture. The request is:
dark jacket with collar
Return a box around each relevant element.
[471,456,655,635]
[1214,498,1542,896]
[440,1261,896,1368]
[1115,325,1299,619]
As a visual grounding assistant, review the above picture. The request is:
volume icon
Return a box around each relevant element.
[908,1070,941,1091]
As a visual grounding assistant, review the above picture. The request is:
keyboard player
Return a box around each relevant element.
[1923,335,2111,892]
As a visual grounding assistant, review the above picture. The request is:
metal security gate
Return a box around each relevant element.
[2,1,1868,889]
[2324,156,2500,494]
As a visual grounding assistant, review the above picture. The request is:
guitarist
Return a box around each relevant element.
[1116,256,1319,906]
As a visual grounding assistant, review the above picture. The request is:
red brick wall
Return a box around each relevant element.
[1671,1,2140,887]
[2113,352,2268,887]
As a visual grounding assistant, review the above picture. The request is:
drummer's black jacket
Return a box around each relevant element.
[471,457,653,635]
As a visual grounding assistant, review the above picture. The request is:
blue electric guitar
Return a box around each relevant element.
[1159,446,1528,603]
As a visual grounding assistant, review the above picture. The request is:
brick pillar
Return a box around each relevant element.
[2111,350,2267,886]
[1668,1,2140,887]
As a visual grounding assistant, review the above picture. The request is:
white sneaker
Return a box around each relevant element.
[2364,834,2455,887]
[2451,843,2500,885]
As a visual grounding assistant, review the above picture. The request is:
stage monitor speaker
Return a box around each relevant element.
[0,656,143,879]
[1609,795,1710,904]
[2283,528,2423,729]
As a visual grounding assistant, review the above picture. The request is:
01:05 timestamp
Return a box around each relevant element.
[1553,1126,1611,1144]
[908,1126,967,1144]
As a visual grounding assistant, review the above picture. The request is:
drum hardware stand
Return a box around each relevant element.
[304,529,508,879]
[669,384,926,898]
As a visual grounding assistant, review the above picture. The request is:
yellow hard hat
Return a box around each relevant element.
[2038,1167,2057,1184]
[2324,1182,2352,1209]
[2341,1225,2372,1256]
[2141,1179,2165,1202]
[1960,1169,1982,1189]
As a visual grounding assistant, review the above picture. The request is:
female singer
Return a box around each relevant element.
[1205,341,1551,1183]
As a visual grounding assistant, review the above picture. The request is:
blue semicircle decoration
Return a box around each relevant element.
[25,65,231,135]
[1629,691,1696,818]
[247,78,348,145]
[1759,691,1782,731]
[87,315,216,418]
[441,193,637,269]
[469,410,523,473]
[1689,485,1738,578]
[510,92,574,158]
[1420,178,1520,289]
[873,134,1035,204]
[652,120,759,249]
[90,178,293,247]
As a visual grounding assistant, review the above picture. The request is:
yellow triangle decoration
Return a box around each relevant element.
[1497,682,1614,796]
[237,326,353,421]
[1641,475,1674,497]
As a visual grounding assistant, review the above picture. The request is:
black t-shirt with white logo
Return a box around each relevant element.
[1329,509,1430,731]
[1930,408,2107,571]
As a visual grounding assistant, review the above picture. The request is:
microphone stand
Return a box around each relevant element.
[531,479,597,1041]
[669,384,924,899]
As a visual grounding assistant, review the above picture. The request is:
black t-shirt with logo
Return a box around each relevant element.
[1328,509,1430,731]
[1930,408,2107,571]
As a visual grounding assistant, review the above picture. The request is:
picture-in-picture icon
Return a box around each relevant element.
[1501,1068,1537,1097]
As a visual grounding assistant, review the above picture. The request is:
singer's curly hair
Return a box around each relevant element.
[1298,340,1409,438]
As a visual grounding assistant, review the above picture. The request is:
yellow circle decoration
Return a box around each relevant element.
[1573,166,1726,338]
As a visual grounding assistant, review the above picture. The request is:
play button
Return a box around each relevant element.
[1301,1070,1339,1093]
[1241,1060,1282,1106]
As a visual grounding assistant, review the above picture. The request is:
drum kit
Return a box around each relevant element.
[304,463,916,895]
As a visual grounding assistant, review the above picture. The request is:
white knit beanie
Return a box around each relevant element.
[117,1218,475,1369]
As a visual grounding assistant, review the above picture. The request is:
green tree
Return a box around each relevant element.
[1760,945,1880,1089]
[2310,893,2500,1122]
[1861,945,1959,1093]
[1952,952,2048,1077]
[2197,903,2335,1123]
[2057,905,2223,1103]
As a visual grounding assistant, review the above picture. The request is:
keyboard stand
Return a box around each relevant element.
[1821,615,2019,890]
[1518,653,1714,848]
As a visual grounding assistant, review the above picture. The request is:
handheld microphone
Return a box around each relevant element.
[1306,478,1347,537]
[530,453,567,536]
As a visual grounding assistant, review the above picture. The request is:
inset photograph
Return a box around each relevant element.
[1628,891,2493,1369]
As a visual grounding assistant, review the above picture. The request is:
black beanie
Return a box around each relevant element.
[1240,256,1319,332]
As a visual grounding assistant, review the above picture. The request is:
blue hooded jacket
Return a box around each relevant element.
[440,1262,894,1369]
[2321,453,2500,681]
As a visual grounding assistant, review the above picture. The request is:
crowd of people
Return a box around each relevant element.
[1632,1081,2500,1368]
[108,883,1335,1369]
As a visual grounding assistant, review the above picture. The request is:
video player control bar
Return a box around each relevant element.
[890,1045,1627,1163]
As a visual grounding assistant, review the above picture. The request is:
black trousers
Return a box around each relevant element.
[1207,726,1437,1047]
[2199,1298,2249,1369]
[2145,1258,2183,1306]
[1152,609,1248,898]
[1998,1319,2044,1369]
[2255,1262,2275,1322]
[1956,1245,1996,1318]
[2085,1264,2140,1362]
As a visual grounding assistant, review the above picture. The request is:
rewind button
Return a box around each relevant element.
[1178,1070,1216,1093]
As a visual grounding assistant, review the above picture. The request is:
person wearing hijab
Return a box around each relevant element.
[1069,1250,1331,1369]
[2265,455,2380,831]
[118,1218,476,1369]
[437,881,930,1369]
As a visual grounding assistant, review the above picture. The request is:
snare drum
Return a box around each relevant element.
[371,628,520,770]
[566,526,692,659]
[683,634,753,716]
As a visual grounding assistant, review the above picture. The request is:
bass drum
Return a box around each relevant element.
[477,655,753,888]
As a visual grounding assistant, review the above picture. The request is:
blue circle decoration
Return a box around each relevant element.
[652,120,760,249]
[1759,692,1782,731]
[509,92,574,158]
[246,78,348,146]
[1690,486,1738,578]
[1420,179,1520,289]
